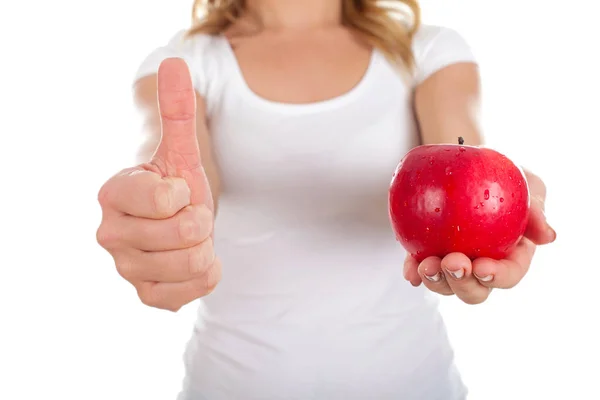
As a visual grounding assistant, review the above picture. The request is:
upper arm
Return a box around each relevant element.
[133,74,222,204]
[414,62,483,146]
[411,26,483,146]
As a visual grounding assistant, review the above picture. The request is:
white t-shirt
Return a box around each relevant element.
[136,24,477,400]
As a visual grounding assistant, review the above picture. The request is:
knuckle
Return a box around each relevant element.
[137,285,183,313]
[178,205,214,244]
[137,285,163,309]
[178,214,200,244]
[194,205,215,239]
[203,258,222,294]
[96,223,119,249]
[152,181,175,217]
[187,239,215,276]
[114,255,136,281]
[97,182,112,208]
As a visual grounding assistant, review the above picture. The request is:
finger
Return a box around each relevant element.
[403,255,423,286]
[472,238,536,289]
[114,204,213,251]
[98,169,190,219]
[115,239,215,283]
[135,258,222,312]
[152,58,201,175]
[441,253,491,305]
[417,257,453,296]
[524,194,557,245]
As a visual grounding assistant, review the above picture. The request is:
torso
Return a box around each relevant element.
[173,27,467,399]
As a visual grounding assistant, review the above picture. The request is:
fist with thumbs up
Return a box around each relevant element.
[96,58,221,312]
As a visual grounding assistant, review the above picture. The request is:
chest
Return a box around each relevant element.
[228,30,374,105]
[209,66,419,203]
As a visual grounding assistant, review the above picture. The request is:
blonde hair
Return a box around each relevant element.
[187,0,421,71]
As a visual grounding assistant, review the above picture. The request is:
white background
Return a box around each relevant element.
[1,1,598,399]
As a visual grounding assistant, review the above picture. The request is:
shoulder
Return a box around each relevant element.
[412,24,474,54]
[410,24,477,86]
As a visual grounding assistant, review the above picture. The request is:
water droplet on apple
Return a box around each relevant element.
[480,202,485,207]
[456,225,461,232]
[426,227,430,232]
[459,147,466,152]
[404,201,408,207]
[474,205,480,209]
[484,189,490,200]
[435,207,441,212]
[500,197,504,202]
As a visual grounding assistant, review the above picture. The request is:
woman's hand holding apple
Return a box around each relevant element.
[389,139,556,305]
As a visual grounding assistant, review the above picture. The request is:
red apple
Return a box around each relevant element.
[388,137,530,262]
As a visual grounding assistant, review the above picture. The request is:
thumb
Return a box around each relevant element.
[524,195,557,245]
[151,58,212,209]
[522,169,556,245]
[152,58,201,176]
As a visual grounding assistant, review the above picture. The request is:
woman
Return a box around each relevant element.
[97,0,556,398]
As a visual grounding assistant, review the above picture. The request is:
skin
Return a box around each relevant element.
[407,62,556,304]
[96,0,556,311]
[98,60,220,311]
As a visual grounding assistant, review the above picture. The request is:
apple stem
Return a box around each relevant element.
[458,136,464,145]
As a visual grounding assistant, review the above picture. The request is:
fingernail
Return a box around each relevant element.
[446,268,465,280]
[425,272,442,282]
[474,273,494,282]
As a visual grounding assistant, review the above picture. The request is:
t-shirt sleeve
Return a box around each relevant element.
[133,30,209,97]
[412,25,477,86]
